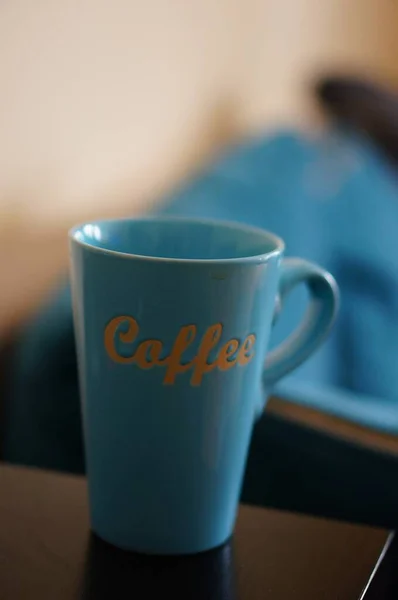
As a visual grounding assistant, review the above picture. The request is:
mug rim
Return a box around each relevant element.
[69,216,285,264]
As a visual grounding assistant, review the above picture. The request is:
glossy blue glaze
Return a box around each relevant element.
[69,217,338,554]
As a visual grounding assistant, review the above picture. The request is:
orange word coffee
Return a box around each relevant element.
[104,315,256,386]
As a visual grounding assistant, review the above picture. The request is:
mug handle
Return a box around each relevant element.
[262,258,339,387]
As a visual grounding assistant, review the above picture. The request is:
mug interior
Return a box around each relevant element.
[71,218,283,261]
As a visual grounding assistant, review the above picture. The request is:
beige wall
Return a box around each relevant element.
[0,0,242,229]
[235,0,398,132]
[1,0,398,227]
[1,0,398,335]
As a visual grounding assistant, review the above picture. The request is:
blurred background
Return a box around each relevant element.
[2,0,398,337]
[4,0,398,488]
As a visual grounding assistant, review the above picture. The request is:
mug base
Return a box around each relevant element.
[90,528,233,557]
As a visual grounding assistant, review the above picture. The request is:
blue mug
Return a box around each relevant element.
[69,217,338,554]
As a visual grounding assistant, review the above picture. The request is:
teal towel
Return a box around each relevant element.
[157,129,398,417]
[4,128,398,475]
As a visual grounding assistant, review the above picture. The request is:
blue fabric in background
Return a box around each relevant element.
[4,128,398,473]
[154,129,398,431]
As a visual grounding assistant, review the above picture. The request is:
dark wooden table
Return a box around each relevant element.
[0,465,394,599]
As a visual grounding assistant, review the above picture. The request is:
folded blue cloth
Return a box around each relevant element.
[156,129,398,413]
[4,127,398,473]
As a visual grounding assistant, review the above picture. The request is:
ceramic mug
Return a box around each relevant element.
[69,217,338,554]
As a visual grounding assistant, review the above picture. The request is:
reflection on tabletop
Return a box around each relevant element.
[80,534,237,600]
